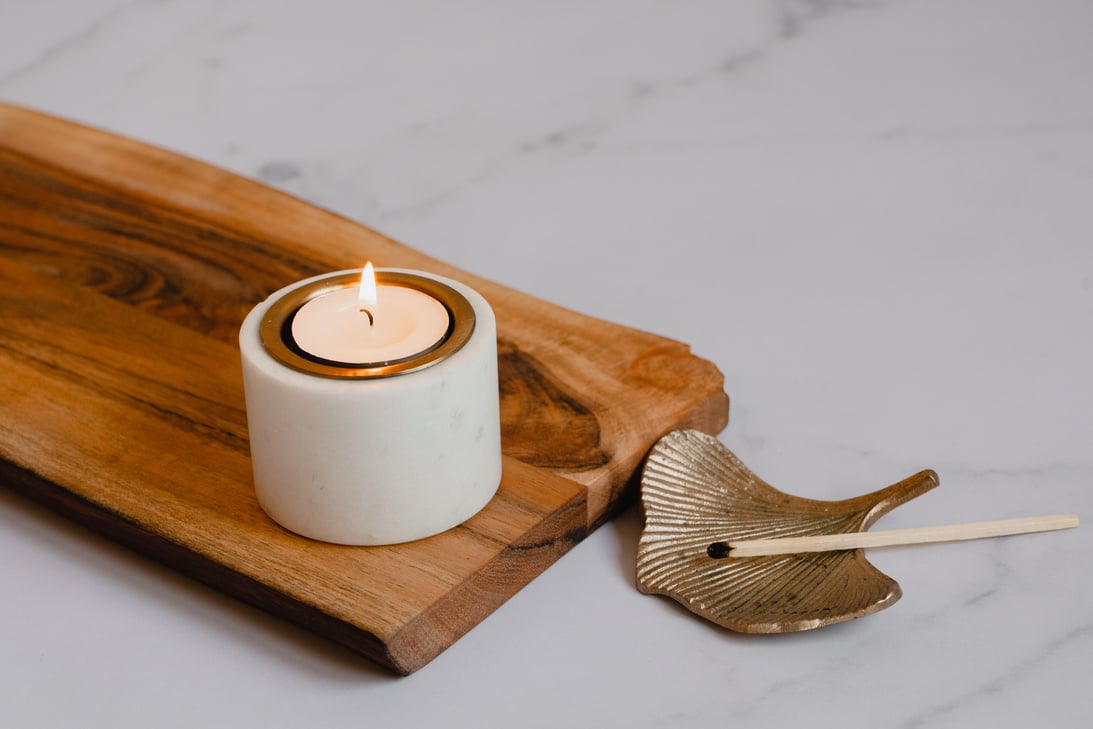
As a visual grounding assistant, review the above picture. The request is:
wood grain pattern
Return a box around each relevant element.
[0,103,728,673]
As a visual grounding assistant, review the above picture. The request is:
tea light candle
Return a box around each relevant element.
[239,266,502,545]
[290,262,451,365]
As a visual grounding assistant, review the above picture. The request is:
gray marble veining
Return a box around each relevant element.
[1,1,1090,727]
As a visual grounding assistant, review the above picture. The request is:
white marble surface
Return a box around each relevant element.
[2,1,1091,726]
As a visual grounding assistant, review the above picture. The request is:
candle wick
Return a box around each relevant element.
[359,308,375,327]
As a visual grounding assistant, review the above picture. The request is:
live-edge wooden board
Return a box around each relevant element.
[0,103,728,675]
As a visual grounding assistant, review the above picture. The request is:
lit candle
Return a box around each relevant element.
[239,265,502,545]
[290,262,451,365]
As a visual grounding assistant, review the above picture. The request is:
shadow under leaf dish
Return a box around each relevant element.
[636,430,939,632]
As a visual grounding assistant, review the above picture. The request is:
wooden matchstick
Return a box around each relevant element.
[710,514,1079,559]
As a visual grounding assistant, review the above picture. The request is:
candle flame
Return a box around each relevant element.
[358,261,378,309]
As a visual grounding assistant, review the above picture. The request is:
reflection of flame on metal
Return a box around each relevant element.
[358,261,377,326]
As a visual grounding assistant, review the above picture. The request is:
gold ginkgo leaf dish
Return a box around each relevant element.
[636,429,939,632]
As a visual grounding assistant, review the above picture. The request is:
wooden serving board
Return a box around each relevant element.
[0,103,728,674]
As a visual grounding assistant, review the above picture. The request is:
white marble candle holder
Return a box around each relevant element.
[239,268,502,545]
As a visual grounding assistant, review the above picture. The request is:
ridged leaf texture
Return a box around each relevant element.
[637,430,938,632]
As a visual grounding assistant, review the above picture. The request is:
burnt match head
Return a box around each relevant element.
[706,541,731,559]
